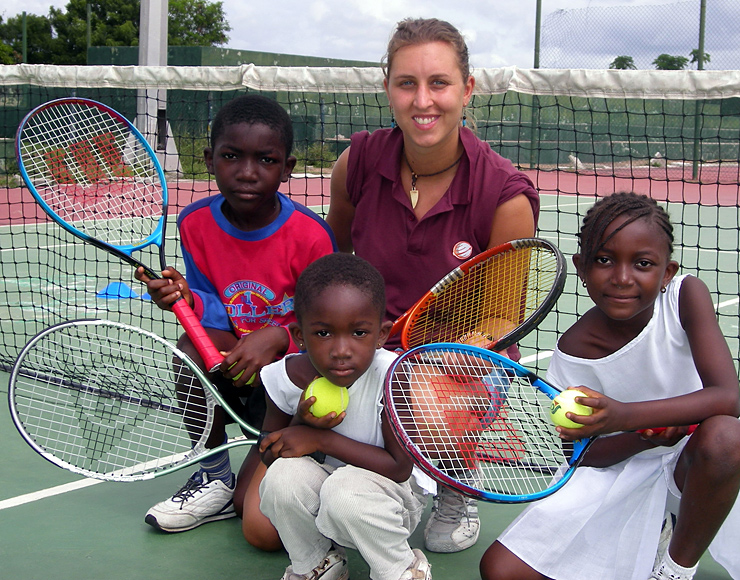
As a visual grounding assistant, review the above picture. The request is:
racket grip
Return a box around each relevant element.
[171,299,224,373]
[638,424,698,435]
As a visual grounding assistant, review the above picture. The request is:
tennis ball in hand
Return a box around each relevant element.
[550,389,592,428]
[305,377,349,418]
[233,370,256,384]
[228,363,255,384]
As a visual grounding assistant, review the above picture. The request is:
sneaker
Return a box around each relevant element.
[423,486,480,553]
[653,511,676,570]
[145,471,236,532]
[398,549,432,580]
[280,547,349,580]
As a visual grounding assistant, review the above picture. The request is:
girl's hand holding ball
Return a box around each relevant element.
[550,389,592,428]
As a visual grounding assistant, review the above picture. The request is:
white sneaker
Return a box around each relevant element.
[145,471,236,532]
[653,511,676,570]
[280,547,349,580]
[398,549,432,580]
[423,486,480,553]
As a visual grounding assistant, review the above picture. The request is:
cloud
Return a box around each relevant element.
[7,0,739,70]
[540,0,740,69]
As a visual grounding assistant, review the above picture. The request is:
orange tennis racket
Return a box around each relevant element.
[389,238,566,352]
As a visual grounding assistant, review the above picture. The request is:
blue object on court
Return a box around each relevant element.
[97,282,140,300]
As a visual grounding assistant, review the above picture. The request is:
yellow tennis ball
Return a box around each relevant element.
[305,377,349,418]
[550,389,592,428]
[228,362,255,384]
[233,370,256,384]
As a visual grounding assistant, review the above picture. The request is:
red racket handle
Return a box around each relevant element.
[171,299,224,373]
[638,424,698,435]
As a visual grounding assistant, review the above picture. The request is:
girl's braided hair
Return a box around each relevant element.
[577,192,674,271]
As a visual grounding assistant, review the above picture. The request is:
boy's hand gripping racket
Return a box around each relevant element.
[9,319,259,482]
[15,97,223,372]
[389,238,566,352]
[384,342,594,503]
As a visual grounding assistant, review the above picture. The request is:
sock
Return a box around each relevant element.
[654,550,699,580]
[199,437,233,487]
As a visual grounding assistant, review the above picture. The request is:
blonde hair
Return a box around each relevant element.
[382,18,470,83]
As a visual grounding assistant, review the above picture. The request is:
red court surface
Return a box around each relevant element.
[3,168,738,228]
[522,168,740,206]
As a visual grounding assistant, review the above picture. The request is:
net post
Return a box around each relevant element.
[137,0,181,175]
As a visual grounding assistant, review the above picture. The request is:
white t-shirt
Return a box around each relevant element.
[261,348,397,468]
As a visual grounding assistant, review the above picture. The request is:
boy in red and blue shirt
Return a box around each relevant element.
[136,94,336,535]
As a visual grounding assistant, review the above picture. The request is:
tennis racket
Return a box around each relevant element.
[9,319,259,482]
[389,238,566,352]
[15,97,223,372]
[384,342,594,503]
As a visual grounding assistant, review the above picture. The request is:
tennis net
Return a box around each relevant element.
[1,64,739,375]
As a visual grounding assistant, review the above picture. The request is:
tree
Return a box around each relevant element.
[168,0,230,46]
[609,55,637,70]
[0,42,15,65]
[49,0,142,64]
[689,48,711,69]
[652,54,689,70]
[0,0,230,65]
[0,13,58,64]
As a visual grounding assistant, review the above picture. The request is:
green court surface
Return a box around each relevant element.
[0,378,734,580]
[3,193,739,374]
[1,193,739,579]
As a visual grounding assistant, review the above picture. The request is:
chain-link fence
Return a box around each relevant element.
[541,0,739,70]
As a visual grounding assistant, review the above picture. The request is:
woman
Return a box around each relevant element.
[327,17,540,554]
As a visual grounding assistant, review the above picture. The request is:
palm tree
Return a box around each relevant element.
[689,49,711,69]
[609,55,637,70]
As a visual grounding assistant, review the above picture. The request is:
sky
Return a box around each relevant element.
[4,0,736,70]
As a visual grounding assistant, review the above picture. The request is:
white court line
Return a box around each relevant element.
[0,478,102,511]
[717,297,740,309]
[520,351,554,365]
[2,295,738,511]
[0,435,249,511]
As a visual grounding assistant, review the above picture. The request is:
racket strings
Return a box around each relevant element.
[10,322,213,479]
[390,351,571,499]
[18,101,164,247]
[405,245,560,349]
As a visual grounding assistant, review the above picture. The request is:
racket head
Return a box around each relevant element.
[15,97,168,264]
[8,319,254,482]
[384,342,592,503]
[400,238,567,352]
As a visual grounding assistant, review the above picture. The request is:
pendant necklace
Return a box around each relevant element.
[404,151,464,209]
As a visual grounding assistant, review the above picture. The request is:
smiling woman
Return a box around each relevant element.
[326,16,540,557]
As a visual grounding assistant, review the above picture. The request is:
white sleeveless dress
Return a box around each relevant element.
[497,275,740,579]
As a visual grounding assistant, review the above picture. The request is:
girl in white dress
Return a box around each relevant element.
[480,192,740,580]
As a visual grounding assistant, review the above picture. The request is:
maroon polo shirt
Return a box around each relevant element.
[347,127,539,349]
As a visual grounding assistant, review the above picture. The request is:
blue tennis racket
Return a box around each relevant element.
[15,97,223,372]
[384,342,594,503]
